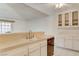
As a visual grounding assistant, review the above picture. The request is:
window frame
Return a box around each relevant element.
[0,20,14,34]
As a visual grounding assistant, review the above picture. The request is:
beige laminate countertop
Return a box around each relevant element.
[0,37,46,52]
[0,35,53,53]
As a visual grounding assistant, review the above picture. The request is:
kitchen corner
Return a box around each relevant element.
[0,32,54,56]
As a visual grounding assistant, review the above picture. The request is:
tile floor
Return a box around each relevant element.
[54,46,79,56]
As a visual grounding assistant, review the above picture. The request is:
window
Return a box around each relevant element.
[0,20,14,34]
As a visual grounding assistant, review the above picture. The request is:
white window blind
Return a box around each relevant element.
[0,20,14,34]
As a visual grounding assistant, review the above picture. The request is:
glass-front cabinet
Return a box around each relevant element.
[58,14,62,26]
[72,11,78,26]
[58,10,79,28]
[65,13,69,26]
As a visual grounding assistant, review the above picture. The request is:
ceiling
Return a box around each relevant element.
[0,3,79,20]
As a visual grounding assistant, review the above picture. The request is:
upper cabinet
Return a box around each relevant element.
[65,13,69,26]
[72,11,78,26]
[58,14,62,26]
[58,10,79,28]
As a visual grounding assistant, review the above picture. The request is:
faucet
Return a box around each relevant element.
[27,30,34,39]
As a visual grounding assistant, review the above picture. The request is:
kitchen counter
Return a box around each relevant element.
[0,37,47,53]
[45,35,54,39]
[0,32,53,56]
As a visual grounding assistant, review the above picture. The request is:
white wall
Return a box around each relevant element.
[12,19,30,33]
[28,13,57,36]
[0,4,30,33]
[0,3,57,34]
[0,18,30,33]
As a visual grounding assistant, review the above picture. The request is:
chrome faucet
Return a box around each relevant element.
[26,30,34,39]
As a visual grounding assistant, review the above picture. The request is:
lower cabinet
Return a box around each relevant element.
[29,40,47,56]
[41,46,47,56]
[64,39,72,49]
[40,40,47,56]
[55,37,64,47]
[56,35,79,49]
[73,40,79,51]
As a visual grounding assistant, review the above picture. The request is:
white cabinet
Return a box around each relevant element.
[41,46,47,56]
[64,39,72,49]
[73,40,79,51]
[40,40,47,56]
[58,14,62,26]
[58,10,79,27]
[72,11,78,26]
[55,37,64,47]
[29,40,47,56]
[64,13,70,26]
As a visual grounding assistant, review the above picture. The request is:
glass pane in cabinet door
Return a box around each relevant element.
[0,22,1,33]
[72,11,78,26]
[58,14,62,26]
[65,13,69,26]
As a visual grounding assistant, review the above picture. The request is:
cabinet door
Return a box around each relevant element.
[55,37,64,47]
[40,40,47,56]
[73,40,79,51]
[64,39,72,49]
[65,13,69,26]
[72,11,78,26]
[29,42,40,56]
[58,14,62,26]
[41,46,47,56]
